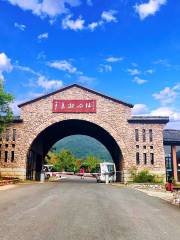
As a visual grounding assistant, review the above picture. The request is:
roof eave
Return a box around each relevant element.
[164,141,180,145]
[128,116,169,124]
[12,119,23,123]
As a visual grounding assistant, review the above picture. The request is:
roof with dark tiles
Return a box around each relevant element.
[163,129,180,144]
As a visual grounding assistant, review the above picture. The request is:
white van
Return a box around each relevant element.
[43,165,54,179]
[95,162,116,183]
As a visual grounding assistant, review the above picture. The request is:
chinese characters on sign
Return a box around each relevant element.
[52,100,96,113]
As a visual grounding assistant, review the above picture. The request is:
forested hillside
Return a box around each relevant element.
[54,135,113,161]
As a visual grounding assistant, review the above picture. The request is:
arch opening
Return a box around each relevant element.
[26,119,123,181]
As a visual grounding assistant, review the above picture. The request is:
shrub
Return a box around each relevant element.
[154,175,164,184]
[130,168,162,183]
[134,170,155,183]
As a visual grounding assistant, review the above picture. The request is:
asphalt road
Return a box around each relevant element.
[0,176,180,240]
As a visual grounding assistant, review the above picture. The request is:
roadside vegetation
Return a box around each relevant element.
[45,149,102,173]
[0,79,14,184]
[0,79,14,133]
[129,167,164,184]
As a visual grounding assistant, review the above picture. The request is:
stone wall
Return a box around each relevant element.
[0,122,25,179]
[0,85,167,182]
[123,123,166,182]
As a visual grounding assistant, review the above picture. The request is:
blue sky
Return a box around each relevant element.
[0,0,180,128]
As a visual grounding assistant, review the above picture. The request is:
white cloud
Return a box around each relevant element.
[10,100,21,116]
[98,64,112,73]
[101,10,118,23]
[40,0,68,17]
[128,68,154,75]
[0,53,13,80]
[7,0,41,14]
[132,104,180,129]
[48,60,77,74]
[132,104,149,115]
[131,62,138,67]
[14,22,26,31]
[88,22,99,31]
[37,51,46,60]
[87,20,104,31]
[14,64,39,76]
[62,15,85,31]
[38,32,48,40]
[7,0,81,18]
[105,57,123,63]
[153,84,180,105]
[128,68,141,75]
[78,75,96,85]
[151,84,180,129]
[145,69,154,74]
[133,76,148,84]
[151,107,174,117]
[87,11,118,32]
[151,107,180,129]
[15,63,63,91]
[132,105,180,121]
[153,58,171,67]
[135,0,167,20]
[61,9,118,32]
[37,75,63,90]
[131,102,180,129]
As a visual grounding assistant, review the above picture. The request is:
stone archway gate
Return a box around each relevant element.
[0,84,169,182]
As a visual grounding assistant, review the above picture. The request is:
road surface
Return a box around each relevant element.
[0,176,180,240]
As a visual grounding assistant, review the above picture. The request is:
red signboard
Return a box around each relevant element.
[52,100,96,113]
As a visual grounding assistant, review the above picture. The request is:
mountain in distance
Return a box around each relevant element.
[53,135,113,162]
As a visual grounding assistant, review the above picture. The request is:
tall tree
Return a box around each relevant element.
[58,149,76,172]
[84,155,100,173]
[46,149,76,172]
[45,151,63,171]
[0,80,14,133]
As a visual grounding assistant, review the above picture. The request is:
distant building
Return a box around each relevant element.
[164,129,180,182]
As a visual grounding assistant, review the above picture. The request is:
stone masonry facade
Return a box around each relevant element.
[0,84,169,182]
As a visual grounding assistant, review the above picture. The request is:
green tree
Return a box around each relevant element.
[46,149,102,173]
[45,151,63,171]
[74,159,82,173]
[0,80,14,133]
[46,149,76,172]
[84,155,100,173]
[58,149,76,172]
